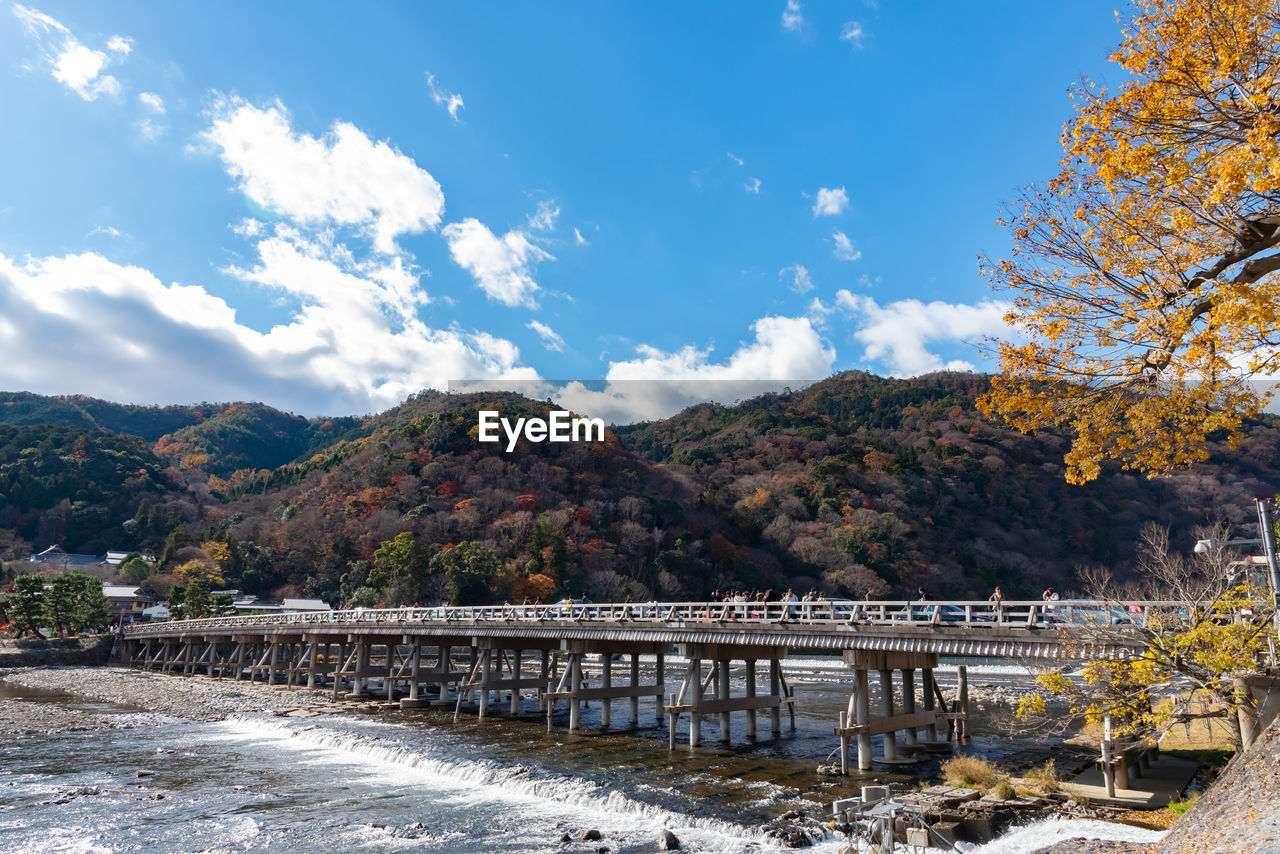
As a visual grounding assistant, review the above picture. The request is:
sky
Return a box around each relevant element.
[0,1,1128,420]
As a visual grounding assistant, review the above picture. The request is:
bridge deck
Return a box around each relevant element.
[123,599,1167,659]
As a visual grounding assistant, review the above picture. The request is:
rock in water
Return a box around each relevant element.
[580,829,602,841]
[658,829,681,850]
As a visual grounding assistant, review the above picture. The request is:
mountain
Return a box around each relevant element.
[0,392,226,441]
[2,374,1278,608]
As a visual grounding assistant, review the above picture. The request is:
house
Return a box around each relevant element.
[231,597,282,614]
[140,604,170,621]
[281,598,331,613]
[103,585,154,624]
[29,544,102,569]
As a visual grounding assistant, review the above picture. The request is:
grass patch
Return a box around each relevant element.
[1165,794,1199,816]
[1024,759,1061,794]
[940,755,1008,793]
[991,781,1016,800]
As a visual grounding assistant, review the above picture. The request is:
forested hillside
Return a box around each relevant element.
[2,373,1278,607]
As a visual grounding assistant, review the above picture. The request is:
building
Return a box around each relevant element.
[103,585,154,624]
[281,598,331,613]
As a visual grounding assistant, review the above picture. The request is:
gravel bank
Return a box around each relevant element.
[0,666,335,723]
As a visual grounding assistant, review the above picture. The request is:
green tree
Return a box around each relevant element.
[182,575,213,619]
[44,572,108,635]
[431,541,501,605]
[119,555,151,583]
[3,573,46,637]
[371,531,438,605]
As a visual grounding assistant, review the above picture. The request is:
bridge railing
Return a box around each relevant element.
[122,598,1195,637]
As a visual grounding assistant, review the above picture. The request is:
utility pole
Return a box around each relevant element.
[1256,498,1280,657]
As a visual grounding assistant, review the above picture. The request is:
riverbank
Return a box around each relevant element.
[0,635,115,667]
[0,666,334,726]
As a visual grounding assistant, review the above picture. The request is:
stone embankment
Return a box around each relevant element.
[0,635,115,667]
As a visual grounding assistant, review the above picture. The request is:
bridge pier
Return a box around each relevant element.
[666,644,792,749]
[837,651,948,772]
[544,641,667,733]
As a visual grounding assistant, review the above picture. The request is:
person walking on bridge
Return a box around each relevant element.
[988,586,1006,624]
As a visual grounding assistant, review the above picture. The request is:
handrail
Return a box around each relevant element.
[121,598,1208,637]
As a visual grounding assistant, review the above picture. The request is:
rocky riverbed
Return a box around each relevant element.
[0,666,334,728]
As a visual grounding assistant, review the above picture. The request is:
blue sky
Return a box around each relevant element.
[0,1,1125,419]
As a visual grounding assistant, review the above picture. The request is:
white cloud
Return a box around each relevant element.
[0,250,536,415]
[840,21,866,48]
[527,320,567,352]
[779,264,813,294]
[13,5,125,101]
[137,118,165,140]
[832,229,861,261]
[138,91,165,113]
[781,0,805,33]
[812,186,849,217]
[727,152,744,167]
[745,177,762,194]
[574,227,588,246]
[832,289,1012,376]
[426,72,464,120]
[527,201,560,231]
[541,315,835,423]
[201,96,445,254]
[442,218,553,308]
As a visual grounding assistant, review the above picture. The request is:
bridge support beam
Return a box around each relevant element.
[838,651,944,771]
[666,644,791,750]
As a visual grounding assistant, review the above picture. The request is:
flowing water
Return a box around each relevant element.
[0,660,1167,853]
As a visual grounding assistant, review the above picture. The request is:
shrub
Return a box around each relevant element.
[1025,759,1061,794]
[940,755,1006,792]
[992,781,1016,800]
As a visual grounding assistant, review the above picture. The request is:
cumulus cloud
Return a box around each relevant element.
[779,264,813,294]
[840,21,866,48]
[0,250,536,415]
[201,96,445,254]
[812,186,849,217]
[745,177,762,194]
[832,229,861,261]
[442,218,553,308]
[426,72,464,120]
[137,118,165,140]
[138,91,164,112]
[527,320,567,352]
[13,4,126,100]
[832,289,1012,375]
[536,315,836,423]
[781,0,805,33]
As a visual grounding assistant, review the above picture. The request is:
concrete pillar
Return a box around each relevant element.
[855,667,872,770]
[386,643,397,701]
[306,641,319,689]
[568,654,581,731]
[351,640,369,698]
[769,659,782,736]
[478,649,492,720]
[268,641,280,686]
[655,652,665,724]
[689,657,703,748]
[922,667,938,742]
[629,654,640,726]
[601,654,613,729]
[539,649,551,712]
[717,660,731,743]
[957,665,971,743]
[878,668,896,761]
[745,660,757,739]
[510,649,522,716]
[901,667,918,746]
[409,639,421,701]
[439,645,452,704]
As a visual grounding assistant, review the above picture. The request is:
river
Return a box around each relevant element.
[0,660,1167,853]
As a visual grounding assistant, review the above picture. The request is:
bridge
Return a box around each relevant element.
[122,598,1164,771]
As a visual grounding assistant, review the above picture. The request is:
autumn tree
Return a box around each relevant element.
[982,0,1280,482]
[1016,523,1273,749]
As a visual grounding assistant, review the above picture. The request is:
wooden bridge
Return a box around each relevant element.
[121,598,1162,771]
